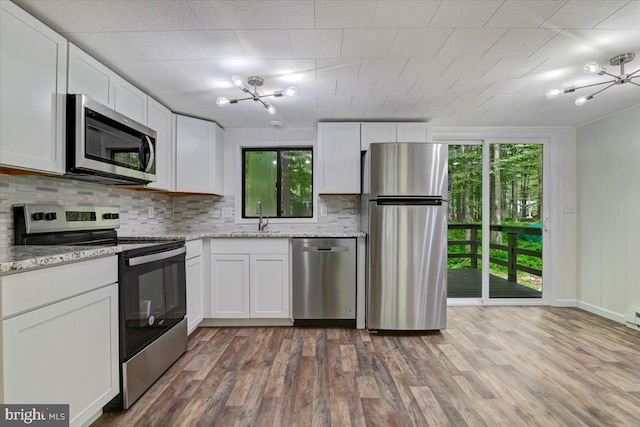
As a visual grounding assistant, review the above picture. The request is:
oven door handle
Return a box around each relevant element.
[126,247,186,266]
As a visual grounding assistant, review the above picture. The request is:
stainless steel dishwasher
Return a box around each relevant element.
[292,238,356,326]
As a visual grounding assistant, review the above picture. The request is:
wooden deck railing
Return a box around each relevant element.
[448,223,542,283]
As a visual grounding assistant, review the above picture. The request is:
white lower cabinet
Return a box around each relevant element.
[186,239,204,334]
[210,254,250,318]
[0,257,119,427]
[210,239,289,320]
[251,255,289,318]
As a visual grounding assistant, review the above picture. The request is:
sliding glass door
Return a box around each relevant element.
[447,143,483,298]
[446,138,548,303]
[488,142,544,299]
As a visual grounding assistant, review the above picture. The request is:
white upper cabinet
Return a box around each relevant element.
[176,115,209,193]
[317,122,361,194]
[114,79,147,125]
[361,122,431,151]
[146,98,174,191]
[0,1,67,174]
[396,122,431,143]
[68,42,147,125]
[208,123,225,196]
[175,115,224,195]
[361,122,396,151]
[67,43,116,109]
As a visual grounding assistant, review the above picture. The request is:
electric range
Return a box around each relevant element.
[13,204,187,410]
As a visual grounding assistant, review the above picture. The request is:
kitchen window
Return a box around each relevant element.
[242,147,313,219]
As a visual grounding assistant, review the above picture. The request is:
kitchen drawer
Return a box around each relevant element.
[210,238,289,254]
[0,256,117,318]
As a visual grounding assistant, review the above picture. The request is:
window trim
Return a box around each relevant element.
[241,147,314,219]
[234,140,318,225]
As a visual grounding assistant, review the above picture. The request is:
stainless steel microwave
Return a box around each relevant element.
[66,94,157,184]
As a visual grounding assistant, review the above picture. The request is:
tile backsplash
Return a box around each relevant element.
[1,173,360,245]
[172,195,359,233]
[0,174,172,246]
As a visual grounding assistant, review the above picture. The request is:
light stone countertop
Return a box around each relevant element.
[0,245,120,274]
[1,229,366,274]
[119,229,366,241]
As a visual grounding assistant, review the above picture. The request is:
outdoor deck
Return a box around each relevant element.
[448,268,542,298]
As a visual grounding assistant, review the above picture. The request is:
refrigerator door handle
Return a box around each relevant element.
[376,195,443,206]
[543,215,550,232]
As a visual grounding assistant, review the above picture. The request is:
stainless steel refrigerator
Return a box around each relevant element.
[361,142,448,330]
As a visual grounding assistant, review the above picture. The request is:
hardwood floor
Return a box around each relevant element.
[93,307,640,426]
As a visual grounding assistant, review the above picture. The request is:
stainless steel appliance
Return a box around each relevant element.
[116,241,186,409]
[361,143,448,330]
[12,204,187,410]
[67,94,157,184]
[292,238,356,326]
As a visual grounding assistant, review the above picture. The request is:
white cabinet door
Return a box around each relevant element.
[176,115,210,193]
[1,284,119,427]
[114,78,148,125]
[146,98,175,191]
[67,43,117,108]
[210,254,250,318]
[176,115,224,194]
[361,122,396,151]
[317,122,361,194]
[186,256,203,334]
[0,1,67,174]
[250,254,289,318]
[396,122,431,143]
[208,123,225,195]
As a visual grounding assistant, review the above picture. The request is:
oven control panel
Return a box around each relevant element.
[13,204,120,234]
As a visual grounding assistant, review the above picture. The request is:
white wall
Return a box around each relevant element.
[577,105,640,320]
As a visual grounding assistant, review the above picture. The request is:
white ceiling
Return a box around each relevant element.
[12,0,640,129]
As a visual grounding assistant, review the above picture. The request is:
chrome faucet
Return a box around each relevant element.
[256,201,269,232]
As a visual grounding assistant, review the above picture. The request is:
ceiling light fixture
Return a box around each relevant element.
[546,53,639,106]
[216,75,297,115]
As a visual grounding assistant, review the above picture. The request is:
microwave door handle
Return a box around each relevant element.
[142,135,155,173]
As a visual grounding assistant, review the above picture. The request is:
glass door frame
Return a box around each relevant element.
[436,134,554,306]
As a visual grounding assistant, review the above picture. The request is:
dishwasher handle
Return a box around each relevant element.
[302,246,349,253]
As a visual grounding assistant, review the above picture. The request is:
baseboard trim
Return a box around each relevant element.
[200,318,294,327]
[447,298,483,306]
[552,299,578,307]
[83,409,103,427]
[577,301,626,324]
